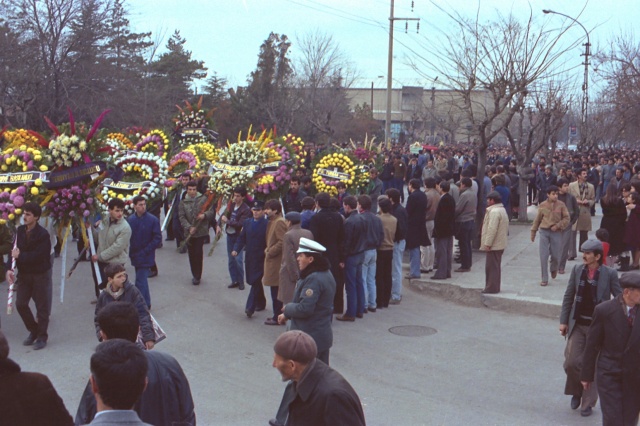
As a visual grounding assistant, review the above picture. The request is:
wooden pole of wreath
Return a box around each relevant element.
[6,236,17,315]
[87,222,101,286]
[59,224,71,303]
[208,197,228,257]
[178,191,216,253]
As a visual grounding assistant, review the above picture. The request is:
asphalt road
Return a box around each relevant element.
[0,236,602,426]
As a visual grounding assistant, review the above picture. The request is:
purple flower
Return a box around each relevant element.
[69,211,75,217]
[13,196,24,207]
[87,198,94,204]
[16,186,26,196]
[83,210,90,217]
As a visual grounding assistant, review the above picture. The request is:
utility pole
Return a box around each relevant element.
[385,0,419,148]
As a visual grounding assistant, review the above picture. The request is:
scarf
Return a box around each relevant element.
[573,266,599,323]
[104,283,125,300]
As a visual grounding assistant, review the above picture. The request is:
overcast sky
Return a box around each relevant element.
[128,0,639,92]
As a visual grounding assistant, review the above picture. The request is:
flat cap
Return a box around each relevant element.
[581,239,603,252]
[285,211,301,224]
[620,271,640,289]
[487,191,502,202]
[274,330,317,363]
[296,237,326,254]
[250,200,264,210]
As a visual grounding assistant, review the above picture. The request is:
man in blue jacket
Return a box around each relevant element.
[128,196,162,309]
[233,200,268,317]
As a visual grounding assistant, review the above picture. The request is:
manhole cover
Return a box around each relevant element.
[389,325,437,337]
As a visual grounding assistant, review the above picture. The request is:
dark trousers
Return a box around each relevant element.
[269,286,283,320]
[16,270,52,341]
[528,183,538,204]
[187,236,206,280]
[331,264,344,314]
[246,277,266,313]
[393,178,405,201]
[484,250,503,293]
[375,250,393,307]
[433,237,453,279]
[457,220,475,269]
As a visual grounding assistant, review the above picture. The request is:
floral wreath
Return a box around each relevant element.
[186,142,218,164]
[167,150,200,178]
[207,140,268,197]
[136,129,168,160]
[105,132,135,152]
[0,129,51,225]
[99,151,168,215]
[173,97,216,147]
[283,133,307,169]
[47,185,94,222]
[255,140,294,196]
[312,151,361,196]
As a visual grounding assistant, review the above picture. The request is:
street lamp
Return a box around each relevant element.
[543,9,591,147]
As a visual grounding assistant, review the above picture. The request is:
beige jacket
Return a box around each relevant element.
[568,181,595,231]
[481,203,509,251]
[263,213,287,286]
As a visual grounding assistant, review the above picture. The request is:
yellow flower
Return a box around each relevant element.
[1,165,6,171]
[15,208,22,215]
[34,179,42,187]
[40,165,48,172]
[8,213,14,220]
[0,219,6,225]
[30,187,39,195]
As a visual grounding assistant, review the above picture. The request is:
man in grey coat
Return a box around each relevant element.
[559,239,621,417]
[278,212,313,305]
[278,238,336,365]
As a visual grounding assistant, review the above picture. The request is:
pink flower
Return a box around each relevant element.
[13,196,24,207]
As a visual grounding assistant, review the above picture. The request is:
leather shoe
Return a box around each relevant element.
[245,309,254,318]
[23,333,36,346]
[33,340,47,350]
[481,290,499,294]
[430,276,447,280]
[580,407,592,417]
[238,282,245,290]
[228,282,240,289]
[264,318,280,326]
[355,313,364,318]
[570,395,581,410]
[551,270,558,279]
[192,278,201,285]
[336,315,355,322]
[455,268,470,272]
[368,307,377,312]
[389,298,401,305]
[420,269,433,273]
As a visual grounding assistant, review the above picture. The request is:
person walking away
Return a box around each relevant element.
[278,212,313,306]
[385,188,407,304]
[404,179,430,279]
[420,177,439,274]
[454,178,476,273]
[431,180,455,280]
[376,197,397,307]
[263,199,288,325]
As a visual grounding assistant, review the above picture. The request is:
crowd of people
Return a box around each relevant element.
[3,140,640,425]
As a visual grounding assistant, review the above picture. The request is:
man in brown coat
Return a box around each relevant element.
[264,199,288,325]
[278,211,313,305]
[0,330,73,425]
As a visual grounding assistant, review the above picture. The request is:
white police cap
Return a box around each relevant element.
[296,237,326,254]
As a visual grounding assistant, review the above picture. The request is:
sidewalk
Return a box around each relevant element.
[404,205,605,319]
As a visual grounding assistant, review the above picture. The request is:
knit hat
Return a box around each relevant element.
[273,331,317,363]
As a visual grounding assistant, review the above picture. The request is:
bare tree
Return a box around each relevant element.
[592,32,640,147]
[293,31,358,144]
[408,6,579,227]
[504,80,571,221]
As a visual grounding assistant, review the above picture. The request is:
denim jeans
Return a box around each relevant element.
[409,247,421,277]
[391,240,406,301]
[362,249,377,309]
[226,233,244,284]
[134,266,151,308]
[344,252,365,317]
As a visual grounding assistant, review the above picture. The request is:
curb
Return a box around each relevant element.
[405,277,561,320]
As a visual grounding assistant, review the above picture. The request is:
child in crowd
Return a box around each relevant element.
[595,228,610,266]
